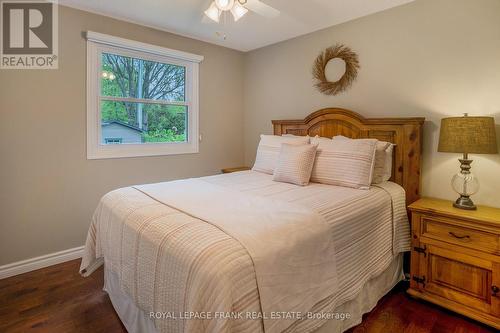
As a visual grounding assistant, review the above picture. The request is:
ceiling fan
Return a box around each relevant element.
[204,0,280,23]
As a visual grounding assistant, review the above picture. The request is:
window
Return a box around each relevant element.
[86,32,203,159]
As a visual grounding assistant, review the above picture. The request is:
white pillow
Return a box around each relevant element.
[311,138,378,189]
[332,135,393,183]
[252,135,310,174]
[373,142,393,183]
[310,135,332,145]
[273,143,318,186]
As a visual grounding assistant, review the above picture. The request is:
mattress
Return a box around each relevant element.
[80,170,410,333]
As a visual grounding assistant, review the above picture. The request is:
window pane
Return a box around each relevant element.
[101,100,187,144]
[101,52,186,102]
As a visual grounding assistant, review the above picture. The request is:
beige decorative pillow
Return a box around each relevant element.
[253,135,310,174]
[273,143,318,186]
[311,138,378,189]
[333,135,394,183]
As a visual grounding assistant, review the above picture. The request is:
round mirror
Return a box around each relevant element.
[324,58,346,83]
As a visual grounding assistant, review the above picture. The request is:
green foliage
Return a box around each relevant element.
[101,62,129,123]
[101,101,187,143]
[145,104,186,134]
[142,129,186,143]
[142,104,187,142]
[101,101,129,123]
[101,62,123,96]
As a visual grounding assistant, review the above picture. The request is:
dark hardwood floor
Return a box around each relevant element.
[0,260,496,333]
[345,284,495,333]
[0,260,125,333]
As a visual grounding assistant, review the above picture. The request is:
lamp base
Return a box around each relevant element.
[453,195,477,210]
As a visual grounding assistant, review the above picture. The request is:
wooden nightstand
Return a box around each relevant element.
[221,166,251,174]
[408,197,500,329]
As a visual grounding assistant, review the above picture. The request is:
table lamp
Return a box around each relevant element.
[438,114,498,210]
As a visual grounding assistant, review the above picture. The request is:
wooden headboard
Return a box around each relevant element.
[272,108,425,205]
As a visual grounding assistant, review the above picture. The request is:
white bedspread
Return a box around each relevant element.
[80,171,410,333]
[135,178,338,333]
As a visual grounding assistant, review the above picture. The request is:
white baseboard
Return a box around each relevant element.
[0,246,84,280]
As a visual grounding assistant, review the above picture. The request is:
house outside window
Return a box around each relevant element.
[101,121,143,144]
[104,138,123,144]
[86,32,203,159]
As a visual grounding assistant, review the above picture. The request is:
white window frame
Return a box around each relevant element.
[86,31,203,159]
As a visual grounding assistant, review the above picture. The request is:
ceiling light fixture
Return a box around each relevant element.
[215,0,234,11]
[205,0,248,22]
[204,2,221,23]
[230,2,248,21]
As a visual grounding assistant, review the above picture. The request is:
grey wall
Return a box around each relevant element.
[0,5,245,265]
[243,0,500,208]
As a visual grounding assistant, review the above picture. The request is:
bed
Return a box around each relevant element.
[80,108,425,333]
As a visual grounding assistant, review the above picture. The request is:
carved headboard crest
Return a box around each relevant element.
[272,108,425,205]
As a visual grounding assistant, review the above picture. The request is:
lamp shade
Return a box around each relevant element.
[438,116,498,154]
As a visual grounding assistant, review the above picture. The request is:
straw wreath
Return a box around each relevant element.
[312,44,360,95]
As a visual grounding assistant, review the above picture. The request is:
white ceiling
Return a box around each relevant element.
[60,0,415,51]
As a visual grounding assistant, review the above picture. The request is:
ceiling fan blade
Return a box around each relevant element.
[244,0,280,18]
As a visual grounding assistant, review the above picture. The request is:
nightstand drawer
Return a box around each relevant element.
[416,244,498,316]
[422,216,500,255]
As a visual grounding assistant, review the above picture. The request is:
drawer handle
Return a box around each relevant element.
[448,231,470,240]
[492,286,499,297]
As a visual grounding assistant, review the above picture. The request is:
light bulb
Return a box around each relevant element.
[109,73,115,80]
[230,2,248,21]
[101,72,108,78]
[215,0,234,11]
[204,2,221,22]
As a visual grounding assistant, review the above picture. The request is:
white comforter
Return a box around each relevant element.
[80,171,410,333]
[135,178,338,333]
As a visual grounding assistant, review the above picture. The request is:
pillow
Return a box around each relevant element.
[333,135,393,183]
[252,135,310,174]
[311,138,378,189]
[372,142,393,183]
[310,135,332,145]
[273,143,318,186]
